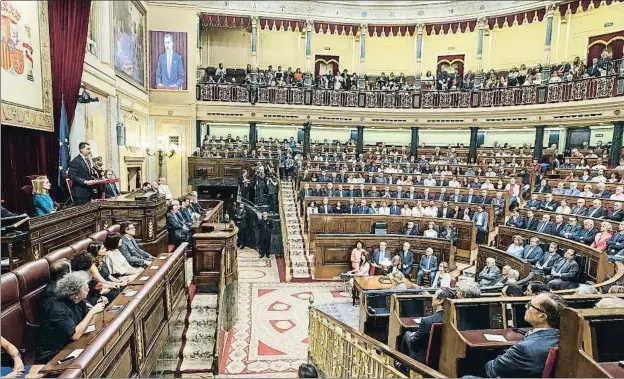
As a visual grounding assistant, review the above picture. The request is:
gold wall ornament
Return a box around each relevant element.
[103,220,109,230]
[165,284,172,314]
[148,218,154,239]
[33,245,39,260]
[135,321,144,364]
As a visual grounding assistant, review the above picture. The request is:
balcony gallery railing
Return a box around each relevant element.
[308,307,445,378]
[197,74,624,109]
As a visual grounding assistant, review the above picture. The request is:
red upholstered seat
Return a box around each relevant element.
[71,238,95,255]
[541,347,559,378]
[425,322,444,370]
[43,246,76,265]
[1,273,29,357]
[90,230,109,243]
[106,225,120,234]
[13,259,50,330]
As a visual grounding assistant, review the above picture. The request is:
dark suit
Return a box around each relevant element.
[372,248,392,273]
[478,265,501,286]
[416,255,438,285]
[547,259,580,290]
[525,217,539,231]
[574,228,597,245]
[571,206,588,216]
[440,228,458,243]
[104,182,120,198]
[166,212,191,247]
[389,206,401,215]
[533,252,562,274]
[400,310,444,363]
[535,221,554,235]
[119,235,153,267]
[506,216,526,229]
[540,200,559,212]
[300,188,312,198]
[551,223,565,236]
[398,249,414,278]
[526,199,543,209]
[258,218,273,257]
[404,227,419,236]
[317,204,333,214]
[436,193,448,201]
[522,245,544,264]
[438,207,455,219]
[607,209,624,222]
[67,154,94,204]
[463,194,477,203]
[345,204,359,214]
[586,206,607,219]
[594,190,612,199]
[607,232,624,255]
[534,185,551,193]
[406,192,418,200]
[485,328,560,378]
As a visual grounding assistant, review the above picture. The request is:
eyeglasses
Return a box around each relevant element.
[525,301,546,314]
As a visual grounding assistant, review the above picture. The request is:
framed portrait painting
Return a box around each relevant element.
[112,0,147,90]
[0,1,53,131]
[149,30,187,91]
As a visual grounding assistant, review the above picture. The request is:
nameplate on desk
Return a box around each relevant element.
[159,255,168,259]
[201,225,215,233]
[123,290,138,297]
[150,265,159,270]
[139,276,150,281]
[483,333,508,342]
[412,317,422,324]
[85,324,96,334]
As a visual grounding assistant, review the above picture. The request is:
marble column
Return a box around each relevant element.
[610,122,624,167]
[533,125,546,161]
[356,126,364,156]
[305,19,312,73]
[251,16,258,69]
[359,24,366,88]
[303,123,312,156]
[469,127,479,163]
[197,12,202,68]
[542,3,557,80]
[410,127,420,158]
[475,17,487,88]
[249,121,258,153]
[92,1,111,64]
[415,23,424,75]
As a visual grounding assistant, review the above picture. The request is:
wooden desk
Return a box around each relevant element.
[600,363,624,378]
[353,275,412,305]
[192,223,238,288]
[460,328,524,347]
[388,294,434,350]
[1,231,28,273]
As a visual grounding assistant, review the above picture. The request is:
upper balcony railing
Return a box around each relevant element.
[197,72,624,110]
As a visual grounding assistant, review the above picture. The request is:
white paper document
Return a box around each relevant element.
[85,324,96,333]
[124,290,138,296]
[68,348,84,358]
[159,255,168,259]
[139,276,150,281]
[412,317,422,324]
[483,333,508,342]
[150,265,159,270]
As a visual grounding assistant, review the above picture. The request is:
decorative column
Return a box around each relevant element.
[359,24,367,89]
[533,125,546,161]
[303,122,312,156]
[469,127,479,163]
[92,1,111,64]
[356,126,364,156]
[196,121,202,148]
[474,17,487,89]
[542,3,557,80]
[251,16,258,69]
[197,12,202,68]
[410,127,420,158]
[415,23,424,74]
[610,122,624,167]
[304,19,313,86]
[249,121,258,153]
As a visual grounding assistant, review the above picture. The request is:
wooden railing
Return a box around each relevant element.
[308,307,445,378]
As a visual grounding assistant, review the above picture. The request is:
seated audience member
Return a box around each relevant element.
[40,258,72,314]
[534,179,551,193]
[590,221,613,251]
[506,269,520,284]
[594,182,611,199]
[521,237,544,264]
[540,193,558,212]
[297,363,319,378]
[389,255,402,274]
[399,288,456,365]
[502,284,524,297]
[102,232,143,281]
[430,262,451,288]
[574,219,598,245]
[439,223,457,243]
[523,210,539,230]
[157,177,174,200]
[595,297,624,309]
[547,249,580,290]
[525,281,549,296]
[478,257,501,286]
[178,196,195,224]
[457,281,482,298]
[371,241,392,274]
[610,186,624,200]
[416,247,438,285]
[350,241,367,270]
[166,201,192,246]
[586,199,607,218]
[32,175,55,216]
[526,194,543,210]
[119,222,153,268]
[423,222,438,238]
[551,214,566,236]
[35,272,106,363]
[493,265,512,286]
[535,214,554,234]
[390,271,408,289]
[71,251,125,302]
[555,198,572,214]
[505,235,524,258]
[606,221,624,256]
[506,209,525,228]
[343,251,371,287]
[2,337,43,378]
[103,170,120,198]
[318,197,333,214]
[559,216,581,239]
[404,221,419,236]
[571,198,588,216]
[607,202,623,221]
[483,293,565,378]
[533,242,562,275]
[397,242,414,278]
[438,201,455,219]
[306,201,318,216]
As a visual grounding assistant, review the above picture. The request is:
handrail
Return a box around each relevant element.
[308,307,446,378]
[278,180,292,282]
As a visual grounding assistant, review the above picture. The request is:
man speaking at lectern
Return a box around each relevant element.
[68,142,96,205]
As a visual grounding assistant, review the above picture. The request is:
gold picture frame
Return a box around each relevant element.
[1,1,53,132]
[112,0,148,92]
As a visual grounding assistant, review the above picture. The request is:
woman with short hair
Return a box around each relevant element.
[591,222,614,252]
[35,272,105,363]
[430,262,452,288]
[505,235,524,259]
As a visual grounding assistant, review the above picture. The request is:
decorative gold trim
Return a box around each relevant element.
[33,245,40,260]
[135,321,144,363]
[148,218,154,239]
[438,59,465,65]
[315,58,340,65]
[113,0,148,93]
[587,36,624,49]
[1,1,54,132]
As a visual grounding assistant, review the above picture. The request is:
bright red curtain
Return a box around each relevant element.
[0,0,91,213]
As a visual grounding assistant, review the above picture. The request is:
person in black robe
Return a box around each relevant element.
[258,212,273,258]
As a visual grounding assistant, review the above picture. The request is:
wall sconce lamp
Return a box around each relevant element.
[146,137,176,178]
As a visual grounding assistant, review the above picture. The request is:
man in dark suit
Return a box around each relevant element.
[522,237,544,264]
[435,188,448,201]
[67,142,96,205]
[299,184,312,199]
[354,184,366,198]
[258,212,273,258]
[416,248,438,285]
[318,198,333,214]
[367,185,380,198]
[607,202,624,221]
[534,179,551,194]
[526,194,543,210]
[419,188,433,201]
[540,194,559,212]
[533,242,562,275]
[371,241,392,274]
[506,210,526,228]
[484,293,564,377]
[586,57,601,77]
[345,198,359,214]
[535,214,554,235]
[389,200,401,215]
[406,186,418,200]
[559,217,582,239]
[119,221,153,267]
[586,199,607,219]
[335,184,349,198]
[102,170,121,198]
[547,249,580,290]
[439,224,458,243]
[551,214,566,236]
[479,190,492,205]
[398,288,456,366]
[571,198,588,216]
[403,221,419,236]
[606,222,624,256]
[450,189,462,203]
[524,210,539,231]
[394,186,405,199]
[594,183,611,199]
[398,242,414,279]
[478,257,501,286]
[574,219,598,245]
[462,188,477,204]
[438,201,455,219]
